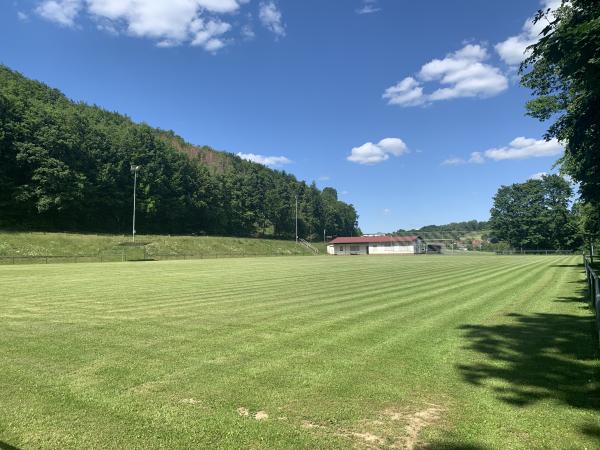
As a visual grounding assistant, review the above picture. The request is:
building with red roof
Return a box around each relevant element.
[326,235,426,255]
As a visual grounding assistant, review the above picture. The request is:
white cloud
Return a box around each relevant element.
[442,152,484,166]
[356,0,380,14]
[347,138,408,165]
[241,24,255,40]
[443,137,563,165]
[189,18,231,51]
[384,44,508,107]
[317,175,331,181]
[529,172,548,180]
[383,77,425,106]
[34,0,255,51]
[442,157,466,166]
[484,137,563,160]
[236,152,292,166]
[495,0,562,66]
[17,11,29,21]
[383,208,391,215]
[468,152,485,164]
[259,1,285,37]
[36,0,81,27]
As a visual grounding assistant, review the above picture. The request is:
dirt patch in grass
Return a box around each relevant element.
[351,431,387,446]
[300,403,445,449]
[180,398,201,404]
[395,404,444,449]
[237,407,269,421]
[254,411,269,421]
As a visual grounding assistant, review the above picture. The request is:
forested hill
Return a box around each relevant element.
[0,66,359,238]
[393,220,489,236]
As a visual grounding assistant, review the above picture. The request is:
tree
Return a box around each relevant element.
[521,0,600,205]
[0,65,360,238]
[572,200,600,252]
[489,175,576,249]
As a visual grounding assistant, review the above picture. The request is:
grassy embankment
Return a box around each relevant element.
[0,232,325,262]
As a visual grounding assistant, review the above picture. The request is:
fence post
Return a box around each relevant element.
[595,276,600,310]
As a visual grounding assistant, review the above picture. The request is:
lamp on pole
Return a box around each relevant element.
[131,165,141,243]
[295,194,298,243]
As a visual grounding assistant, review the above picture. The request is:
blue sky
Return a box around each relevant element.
[1,0,563,232]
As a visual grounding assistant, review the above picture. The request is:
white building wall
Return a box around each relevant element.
[328,239,426,255]
[328,244,368,255]
[368,243,416,254]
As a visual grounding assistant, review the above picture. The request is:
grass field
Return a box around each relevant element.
[1,255,599,449]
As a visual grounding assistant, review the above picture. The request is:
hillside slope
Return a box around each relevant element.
[0,66,359,239]
[0,232,324,260]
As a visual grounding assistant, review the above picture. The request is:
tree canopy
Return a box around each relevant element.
[521,0,600,205]
[489,174,579,250]
[0,66,360,238]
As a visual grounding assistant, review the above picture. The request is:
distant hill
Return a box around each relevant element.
[0,66,359,238]
[393,220,490,239]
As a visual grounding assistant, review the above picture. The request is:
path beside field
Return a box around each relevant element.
[0,255,598,449]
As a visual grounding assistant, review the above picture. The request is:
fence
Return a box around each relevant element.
[583,255,600,345]
[0,250,320,265]
[496,249,579,255]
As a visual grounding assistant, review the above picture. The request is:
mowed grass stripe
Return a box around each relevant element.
[154,256,543,339]
[5,257,553,392]
[59,256,540,320]
[2,256,547,369]
[208,256,559,381]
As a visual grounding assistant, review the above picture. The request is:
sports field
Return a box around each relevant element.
[0,255,598,449]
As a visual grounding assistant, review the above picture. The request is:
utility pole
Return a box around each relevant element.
[323,229,326,244]
[295,194,298,243]
[131,165,141,243]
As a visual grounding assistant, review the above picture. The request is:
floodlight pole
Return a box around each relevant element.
[295,194,298,243]
[131,165,140,243]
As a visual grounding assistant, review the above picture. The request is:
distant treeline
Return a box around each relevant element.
[0,66,359,238]
[393,220,489,236]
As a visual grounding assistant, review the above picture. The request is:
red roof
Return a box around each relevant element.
[329,236,420,244]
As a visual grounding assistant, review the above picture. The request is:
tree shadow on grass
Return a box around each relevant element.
[457,288,600,410]
[0,442,20,450]
[581,423,600,439]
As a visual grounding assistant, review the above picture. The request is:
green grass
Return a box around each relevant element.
[0,232,325,260]
[0,255,598,449]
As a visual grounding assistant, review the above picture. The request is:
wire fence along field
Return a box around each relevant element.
[496,249,580,255]
[583,255,600,344]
